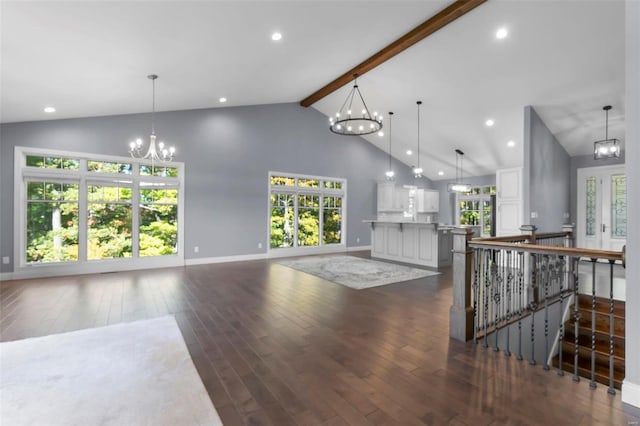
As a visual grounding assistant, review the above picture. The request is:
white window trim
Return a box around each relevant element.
[267,171,347,256]
[14,146,185,278]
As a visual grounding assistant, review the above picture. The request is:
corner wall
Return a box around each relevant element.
[0,103,423,274]
[523,106,571,232]
[622,0,640,410]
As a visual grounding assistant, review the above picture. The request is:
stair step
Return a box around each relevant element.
[566,311,625,338]
[577,294,625,318]
[562,327,625,359]
[553,345,624,389]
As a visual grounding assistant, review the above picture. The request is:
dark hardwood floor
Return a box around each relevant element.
[1,252,637,425]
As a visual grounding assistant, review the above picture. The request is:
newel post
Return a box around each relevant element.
[450,227,475,342]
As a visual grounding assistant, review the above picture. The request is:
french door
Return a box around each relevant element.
[577,165,626,251]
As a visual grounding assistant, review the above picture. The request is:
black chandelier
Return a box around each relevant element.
[593,105,621,160]
[329,75,383,136]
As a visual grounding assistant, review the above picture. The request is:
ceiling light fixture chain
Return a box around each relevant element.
[385,111,395,180]
[413,101,423,178]
[593,105,621,160]
[128,74,176,164]
[329,74,383,136]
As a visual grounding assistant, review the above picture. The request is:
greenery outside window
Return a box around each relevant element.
[269,172,346,251]
[457,185,496,237]
[17,147,184,272]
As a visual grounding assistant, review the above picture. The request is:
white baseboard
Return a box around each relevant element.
[622,379,640,409]
[347,245,371,252]
[2,257,186,281]
[185,253,267,266]
[1,247,374,280]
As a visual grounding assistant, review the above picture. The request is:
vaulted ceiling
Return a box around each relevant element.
[1,1,625,180]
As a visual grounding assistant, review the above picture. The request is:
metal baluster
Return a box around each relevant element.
[483,250,490,348]
[473,248,480,345]
[517,251,524,361]
[493,250,500,352]
[543,254,550,370]
[529,253,537,365]
[608,259,616,395]
[573,257,580,382]
[557,255,565,376]
[590,258,597,389]
[505,249,512,356]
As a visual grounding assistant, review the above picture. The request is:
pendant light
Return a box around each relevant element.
[593,105,621,160]
[448,149,471,192]
[128,74,176,163]
[329,74,383,136]
[413,101,423,178]
[385,111,395,180]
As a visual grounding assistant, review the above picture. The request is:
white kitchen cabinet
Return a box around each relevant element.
[417,189,439,213]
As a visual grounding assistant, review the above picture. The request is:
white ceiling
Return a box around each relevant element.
[1,1,625,181]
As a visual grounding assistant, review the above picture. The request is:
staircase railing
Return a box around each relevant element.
[449,225,626,394]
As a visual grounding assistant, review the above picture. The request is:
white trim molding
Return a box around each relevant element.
[622,379,640,410]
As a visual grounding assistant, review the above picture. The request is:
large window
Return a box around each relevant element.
[269,173,346,251]
[16,147,184,272]
[457,185,496,237]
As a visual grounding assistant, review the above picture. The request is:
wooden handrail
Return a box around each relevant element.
[473,231,571,243]
[468,240,624,263]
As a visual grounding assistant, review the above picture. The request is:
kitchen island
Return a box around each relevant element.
[363,220,454,269]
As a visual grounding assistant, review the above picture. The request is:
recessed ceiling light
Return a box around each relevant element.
[377,131,384,137]
[496,28,508,39]
[507,140,516,147]
[485,119,495,127]
[406,150,413,155]
[271,32,282,41]
[219,97,227,103]
[438,171,444,176]
[44,106,56,113]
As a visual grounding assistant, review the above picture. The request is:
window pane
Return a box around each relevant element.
[26,155,79,170]
[26,200,79,263]
[483,200,492,236]
[88,161,132,174]
[611,174,626,238]
[323,196,342,244]
[270,176,295,186]
[298,194,319,246]
[88,184,133,260]
[139,187,179,257]
[323,180,343,190]
[139,165,179,177]
[270,193,295,248]
[298,179,319,188]
[586,176,596,236]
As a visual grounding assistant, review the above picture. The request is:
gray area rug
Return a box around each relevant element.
[277,255,439,289]
[0,316,222,426]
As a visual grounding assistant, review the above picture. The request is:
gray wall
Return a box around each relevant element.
[569,152,626,225]
[624,0,639,408]
[0,102,422,273]
[524,106,571,232]
[432,174,496,225]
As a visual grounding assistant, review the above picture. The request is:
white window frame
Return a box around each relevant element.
[267,171,347,257]
[455,185,496,238]
[14,146,185,278]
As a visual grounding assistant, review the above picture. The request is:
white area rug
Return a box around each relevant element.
[0,316,222,426]
[278,255,439,289]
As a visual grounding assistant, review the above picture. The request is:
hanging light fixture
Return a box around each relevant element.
[448,149,471,192]
[385,111,395,180]
[329,74,383,136]
[594,105,621,160]
[128,74,176,162]
[413,101,423,178]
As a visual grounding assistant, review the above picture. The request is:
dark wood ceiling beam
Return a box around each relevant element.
[299,0,488,107]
